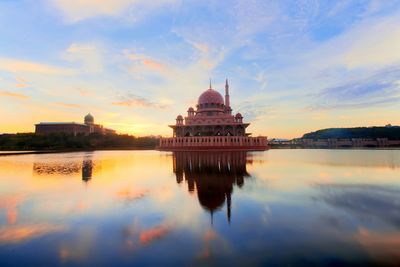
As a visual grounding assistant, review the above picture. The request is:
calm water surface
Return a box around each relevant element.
[0,150,400,266]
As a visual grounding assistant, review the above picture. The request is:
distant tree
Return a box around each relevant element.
[0,133,160,151]
[302,127,400,140]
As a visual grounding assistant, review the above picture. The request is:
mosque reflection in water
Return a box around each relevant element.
[172,151,250,223]
[33,154,95,183]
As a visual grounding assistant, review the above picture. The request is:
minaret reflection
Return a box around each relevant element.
[173,151,250,224]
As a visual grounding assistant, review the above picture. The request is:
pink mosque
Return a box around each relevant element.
[158,79,268,151]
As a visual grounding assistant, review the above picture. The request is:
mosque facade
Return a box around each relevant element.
[158,79,268,150]
[35,114,115,136]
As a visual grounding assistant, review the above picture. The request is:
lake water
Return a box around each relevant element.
[0,150,399,266]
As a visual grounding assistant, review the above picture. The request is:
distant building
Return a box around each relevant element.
[35,113,116,136]
[158,79,268,151]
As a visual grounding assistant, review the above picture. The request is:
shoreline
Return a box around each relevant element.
[1,146,400,156]
[0,147,155,156]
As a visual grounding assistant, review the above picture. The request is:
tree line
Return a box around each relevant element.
[302,127,400,140]
[0,133,159,150]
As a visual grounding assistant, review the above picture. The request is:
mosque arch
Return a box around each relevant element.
[194,126,202,136]
[224,126,233,136]
[236,125,245,136]
[215,126,223,136]
[184,127,192,137]
[204,126,213,136]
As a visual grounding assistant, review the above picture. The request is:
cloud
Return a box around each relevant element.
[142,59,165,72]
[254,70,268,91]
[63,43,103,73]
[315,183,400,228]
[0,195,23,225]
[139,224,171,245]
[0,90,29,99]
[235,101,270,121]
[50,0,178,22]
[15,77,30,88]
[0,57,74,75]
[112,93,168,109]
[59,228,96,262]
[76,87,92,96]
[54,102,82,108]
[116,188,148,203]
[327,0,354,18]
[309,67,400,110]
[0,224,66,244]
[15,83,29,88]
[356,228,400,263]
[304,12,400,72]
[126,52,169,76]
[342,16,400,69]
[231,0,280,37]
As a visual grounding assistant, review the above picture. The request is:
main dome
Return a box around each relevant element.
[198,89,224,106]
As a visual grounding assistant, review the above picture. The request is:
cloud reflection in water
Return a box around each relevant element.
[316,184,400,228]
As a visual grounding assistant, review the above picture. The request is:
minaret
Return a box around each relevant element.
[225,78,230,108]
[209,78,212,89]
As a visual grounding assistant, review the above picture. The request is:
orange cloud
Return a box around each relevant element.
[16,77,27,83]
[76,87,91,96]
[116,188,148,202]
[198,229,218,259]
[58,229,95,262]
[112,93,168,109]
[7,209,17,225]
[139,224,171,245]
[16,83,29,88]
[142,59,165,71]
[0,57,74,75]
[0,195,23,225]
[112,100,151,107]
[54,102,82,108]
[356,228,400,263]
[0,224,66,244]
[0,90,29,99]
[126,53,169,75]
[15,77,29,88]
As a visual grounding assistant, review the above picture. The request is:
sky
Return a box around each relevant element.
[1,0,400,138]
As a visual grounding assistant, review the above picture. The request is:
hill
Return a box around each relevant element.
[302,127,400,140]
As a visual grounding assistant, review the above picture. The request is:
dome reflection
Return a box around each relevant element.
[172,151,251,223]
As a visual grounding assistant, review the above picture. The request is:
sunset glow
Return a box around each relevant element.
[1,1,400,137]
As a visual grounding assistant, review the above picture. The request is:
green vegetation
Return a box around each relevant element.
[0,133,159,151]
[302,127,400,140]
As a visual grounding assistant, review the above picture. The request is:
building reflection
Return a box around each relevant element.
[33,161,81,175]
[82,157,93,183]
[173,151,251,223]
[32,154,96,182]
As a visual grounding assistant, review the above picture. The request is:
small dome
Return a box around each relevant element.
[176,115,183,120]
[84,113,94,123]
[187,107,194,112]
[198,89,224,106]
[235,113,243,118]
